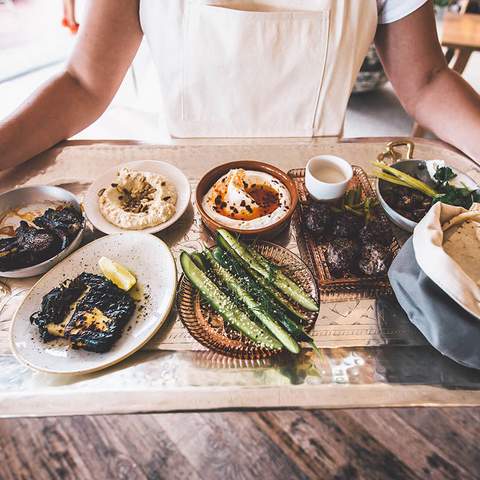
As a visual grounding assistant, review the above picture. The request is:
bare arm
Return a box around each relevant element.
[0,0,142,170]
[375,0,480,162]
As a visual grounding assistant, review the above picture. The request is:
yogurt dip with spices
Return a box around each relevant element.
[202,169,291,230]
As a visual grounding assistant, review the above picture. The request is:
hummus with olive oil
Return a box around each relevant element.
[202,169,290,230]
[98,168,177,229]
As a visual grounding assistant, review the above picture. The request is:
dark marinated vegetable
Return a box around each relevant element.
[304,203,332,239]
[34,206,83,248]
[374,161,480,221]
[358,243,392,276]
[326,238,359,277]
[30,273,135,353]
[382,185,432,222]
[332,212,363,238]
[359,216,393,246]
[0,221,60,271]
[0,237,19,265]
[0,206,84,271]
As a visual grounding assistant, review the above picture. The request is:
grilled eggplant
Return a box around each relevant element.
[0,206,83,271]
[0,222,60,271]
[0,237,19,265]
[34,206,83,248]
[31,273,135,353]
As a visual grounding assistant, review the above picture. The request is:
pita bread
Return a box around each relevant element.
[443,203,480,286]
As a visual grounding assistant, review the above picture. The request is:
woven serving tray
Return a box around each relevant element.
[289,166,400,302]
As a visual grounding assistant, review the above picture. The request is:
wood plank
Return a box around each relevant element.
[2,409,479,480]
[394,408,480,477]
[0,415,201,480]
[253,410,422,480]
[442,13,480,50]
[74,415,202,480]
[346,409,470,479]
[451,48,473,75]
[157,412,308,479]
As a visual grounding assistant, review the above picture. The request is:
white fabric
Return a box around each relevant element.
[412,202,480,321]
[140,0,377,138]
[377,0,428,24]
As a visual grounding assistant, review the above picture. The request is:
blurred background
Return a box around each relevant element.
[1,0,480,142]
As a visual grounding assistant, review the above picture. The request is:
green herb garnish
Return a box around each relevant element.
[341,186,378,222]
[373,161,479,210]
[433,166,457,186]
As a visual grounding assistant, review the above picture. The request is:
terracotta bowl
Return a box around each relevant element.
[195,160,298,239]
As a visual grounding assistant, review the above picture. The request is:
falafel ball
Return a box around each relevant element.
[359,216,393,246]
[326,238,359,277]
[332,212,363,238]
[358,242,392,276]
[304,203,332,240]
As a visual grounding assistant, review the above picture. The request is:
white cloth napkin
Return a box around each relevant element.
[412,202,480,320]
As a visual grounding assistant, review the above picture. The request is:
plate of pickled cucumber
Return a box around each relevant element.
[177,229,320,359]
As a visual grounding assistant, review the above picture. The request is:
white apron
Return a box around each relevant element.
[140,0,378,138]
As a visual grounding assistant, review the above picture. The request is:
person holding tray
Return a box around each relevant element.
[1,0,480,170]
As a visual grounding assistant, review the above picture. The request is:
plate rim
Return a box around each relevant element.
[8,232,177,375]
[83,160,191,235]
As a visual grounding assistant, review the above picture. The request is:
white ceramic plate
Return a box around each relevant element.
[10,233,176,374]
[84,160,191,235]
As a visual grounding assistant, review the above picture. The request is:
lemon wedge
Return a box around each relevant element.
[98,256,136,291]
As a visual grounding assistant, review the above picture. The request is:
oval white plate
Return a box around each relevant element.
[10,233,176,374]
[84,160,191,235]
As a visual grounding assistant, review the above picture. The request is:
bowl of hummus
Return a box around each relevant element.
[84,161,191,235]
[196,161,298,238]
[99,168,177,230]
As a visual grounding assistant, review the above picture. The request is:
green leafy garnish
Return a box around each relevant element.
[433,184,480,209]
[340,187,378,222]
[434,166,457,187]
[373,161,479,210]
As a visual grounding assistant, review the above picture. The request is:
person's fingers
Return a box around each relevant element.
[63,0,76,24]
[62,0,79,32]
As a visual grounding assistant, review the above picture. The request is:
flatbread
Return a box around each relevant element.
[442,203,480,232]
[443,203,480,286]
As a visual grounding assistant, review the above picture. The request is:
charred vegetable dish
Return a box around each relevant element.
[0,206,83,271]
[31,272,135,353]
[303,187,394,278]
[374,162,480,223]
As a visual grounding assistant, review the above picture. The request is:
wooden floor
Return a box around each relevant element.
[1,408,479,480]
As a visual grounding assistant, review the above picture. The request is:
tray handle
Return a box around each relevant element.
[377,139,415,164]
